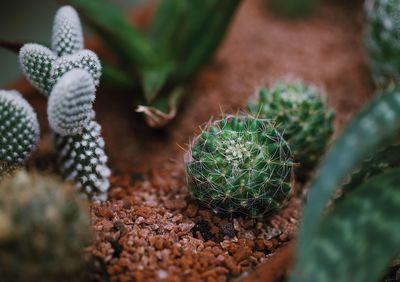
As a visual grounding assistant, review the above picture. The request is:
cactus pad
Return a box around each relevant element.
[54,120,110,201]
[19,44,57,96]
[48,69,95,136]
[50,49,102,87]
[186,115,293,218]
[0,90,40,178]
[52,5,84,57]
[248,81,334,169]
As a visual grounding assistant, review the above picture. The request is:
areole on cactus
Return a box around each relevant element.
[18,5,110,201]
[185,115,293,218]
[247,80,335,169]
[0,90,40,179]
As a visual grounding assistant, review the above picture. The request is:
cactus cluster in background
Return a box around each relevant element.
[0,171,92,282]
[248,81,335,169]
[365,0,400,88]
[0,90,40,180]
[186,115,293,218]
[19,5,110,200]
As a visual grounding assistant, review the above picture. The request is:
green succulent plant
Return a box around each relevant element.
[290,87,400,282]
[186,115,293,218]
[54,120,110,201]
[0,170,92,282]
[64,0,242,127]
[18,5,110,200]
[247,81,335,169]
[48,69,96,136]
[365,0,400,88]
[0,90,40,180]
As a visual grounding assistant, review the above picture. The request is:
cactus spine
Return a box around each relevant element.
[248,81,335,169]
[0,170,92,282]
[0,90,40,179]
[18,5,110,200]
[186,115,293,218]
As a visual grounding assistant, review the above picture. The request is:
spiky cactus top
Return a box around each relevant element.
[48,69,96,136]
[18,5,110,200]
[186,115,293,218]
[0,171,91,282]
[0,90,40,179]
[248,81,334,169]
[365,0,400,88]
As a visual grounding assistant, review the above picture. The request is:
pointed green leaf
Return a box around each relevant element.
[292,167,400,282]
[295,87,400,265]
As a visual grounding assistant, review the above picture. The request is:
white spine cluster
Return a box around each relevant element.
[52,5,84,57]
[54,120,110,201]
[0,90,40,164]
[51,50,102,87]
[48,69,96,136]
[19,44,57,96]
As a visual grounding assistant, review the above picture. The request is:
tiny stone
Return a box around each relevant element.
[220,223,236,238]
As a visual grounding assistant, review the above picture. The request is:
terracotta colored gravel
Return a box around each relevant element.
[11,0,374,281]
[89,163,301,282]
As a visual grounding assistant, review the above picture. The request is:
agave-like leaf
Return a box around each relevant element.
[294,87,400,271]
[291,167,400,282]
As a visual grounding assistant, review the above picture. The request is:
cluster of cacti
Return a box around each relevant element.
[247,81,335,169]
[0,90,40,180]
[19,5,110,200]
[186,115,293,218]
[365,0,400,88]
[0,170,92,282]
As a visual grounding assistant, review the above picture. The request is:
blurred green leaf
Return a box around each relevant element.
[291,87,400,281]
[291,167,400,282]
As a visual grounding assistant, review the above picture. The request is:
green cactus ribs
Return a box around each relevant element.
[248,81,334,169]
[0,171,91,282]
[186,115,293,218]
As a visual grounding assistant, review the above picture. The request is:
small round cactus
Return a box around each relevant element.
[50,49,102,87]
[186,115,293,218]
[54,120,111,201]
[52,5,84,57]
[365,0,400,88]
[48,69,96,136]
[0,170,92,282]
[0,90,40,179]
[19,44,57,96]
[247,81,335,169]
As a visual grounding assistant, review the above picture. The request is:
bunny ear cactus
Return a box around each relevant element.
[0,90,40,179]
[19,44,57,96]
[186,115,293,218]
[19,5,110,201]
[52,5,84,57]
[54,120,111,201]
[248,81,335,170]
[0,170,92,282]
[365,0,400,88]
[48,69,96,136]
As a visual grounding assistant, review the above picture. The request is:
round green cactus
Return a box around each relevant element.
[48,69,96,136]
[0,170,92,282]
[247,81,335,169]
[365,0,400,88]
[186,115,293,218]
[0,90,40,179]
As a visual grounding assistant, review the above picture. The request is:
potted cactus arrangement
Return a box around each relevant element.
[0,0,399,281]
